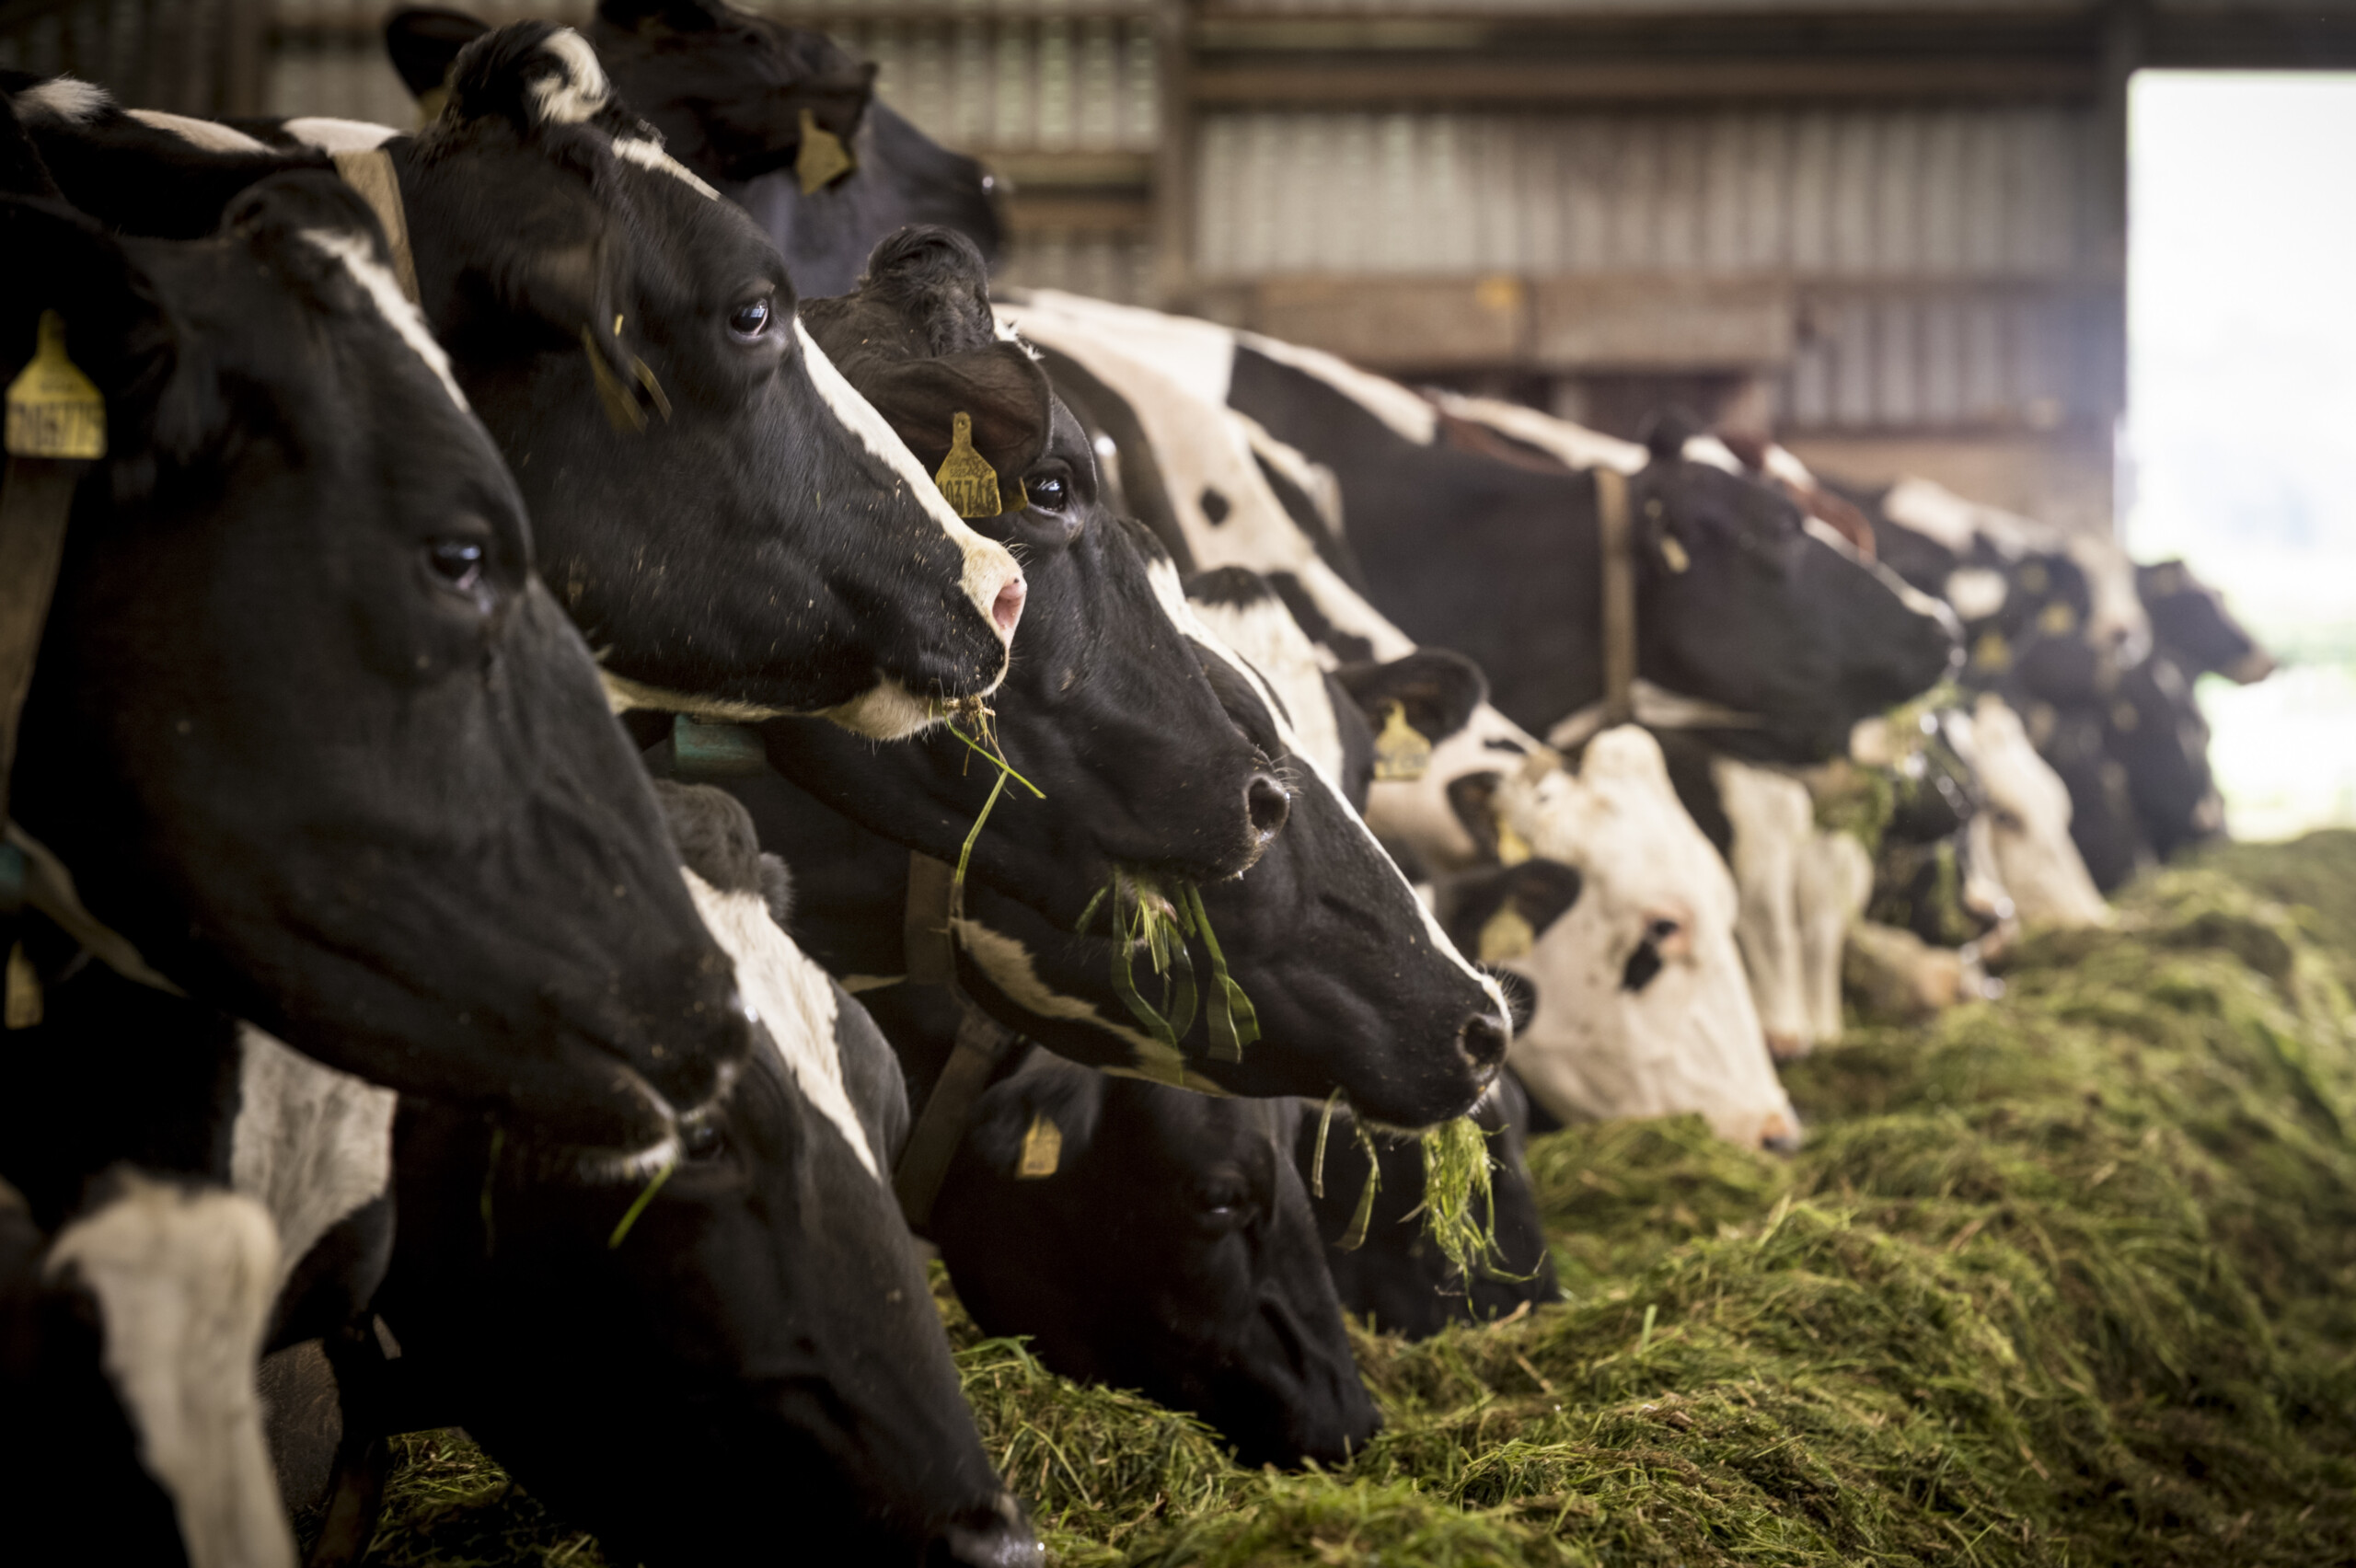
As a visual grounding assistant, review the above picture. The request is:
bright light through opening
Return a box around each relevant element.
[2129,71,2356,840]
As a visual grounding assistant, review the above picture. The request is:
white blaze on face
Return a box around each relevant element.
[682,867,882,1181]
[1948,695,2111,928]
[2066,532,2153,666]
[613,134,721,200]
[793,319,1023,672]
[301,227,469,412]
[1795,829,1874,1044]
[1712,757,1817,1057]
[280,117,399,153]
[228,1027,396,1298]
[44,1176,294,1568]
[1496,727,1796,1149]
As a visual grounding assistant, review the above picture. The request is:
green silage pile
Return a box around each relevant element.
[356,832,2356,1567]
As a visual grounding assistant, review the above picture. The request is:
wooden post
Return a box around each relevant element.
[1149,0,1195,312]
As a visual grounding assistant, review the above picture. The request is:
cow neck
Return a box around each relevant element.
[892,849,1019,1229]
[1596,465,1636,729]
[329,150,422,306]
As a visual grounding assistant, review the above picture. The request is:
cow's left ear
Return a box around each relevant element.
[384,7,491,106]
[1436,859,1585,966]
[964,1056,1103,1182]
[1334,649,1488,776]
[844,343,1053,493]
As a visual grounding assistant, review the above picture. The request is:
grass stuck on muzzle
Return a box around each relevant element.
[340,833,2356,1567]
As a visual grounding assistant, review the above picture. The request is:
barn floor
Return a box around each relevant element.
[342,833,2356,1568]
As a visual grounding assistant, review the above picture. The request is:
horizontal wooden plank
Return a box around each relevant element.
[1191,56,2100,106]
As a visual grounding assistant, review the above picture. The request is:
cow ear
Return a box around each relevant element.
[1446,771,1505,862]
[1334,649,1487,767]
[848,344,1053,486]
[0,95,61,200]
[384,7,491,103]
[1638,405,1704,465]
[965,1056,1103,1181]
[1438,859,1584,966]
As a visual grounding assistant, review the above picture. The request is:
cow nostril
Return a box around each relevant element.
[1760,1113,1803,1155]
[991,573,1027,638]
[1245,773,1291,842]
[1458,1010,1509,1071]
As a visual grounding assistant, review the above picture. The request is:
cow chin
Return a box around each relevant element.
[817,674,945,743]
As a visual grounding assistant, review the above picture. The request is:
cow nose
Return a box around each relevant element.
[930,1496,1041,1568]
[1760,1111,1803,1155]
[1245,772,1291,844]
[1458,1009,1510,1072]
[991,571,1027,638]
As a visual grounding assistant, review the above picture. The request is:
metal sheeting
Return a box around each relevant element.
[1782,287,2114,433]
[1195,106,2105,280]
[0,0,263,118]
[262,0,593,123]
[832,13,1160,154]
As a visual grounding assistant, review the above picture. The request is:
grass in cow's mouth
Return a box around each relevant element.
[1408,1113,1504,1283]
[1074,868,1258,1065]
[362,832,2356,1567]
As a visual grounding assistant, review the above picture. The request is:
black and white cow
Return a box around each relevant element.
[931,1051,1379,1469]
[0,177,751,1145]
[997,292,1958,767]
[8,23,1027,740]
[385,0,1002,301]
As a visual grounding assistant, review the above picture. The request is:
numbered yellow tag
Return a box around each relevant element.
[1016,1112,1062,1179]
[1495,817,1532,867]
[1659,535,1692,574]
[4,941,40,1030]
[1372,701,1432,782]
[6,311,105,460]
[1970,630,2011,674]
[796,109,856,194]
[2038,600,2078,637]
[934,411,1002,519]
[1477,905,1534,964]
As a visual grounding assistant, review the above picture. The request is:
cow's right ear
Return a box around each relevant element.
[1446,771,1505,861]
[1334,648,1487,761]
[0,196,187,469]
[844,344,1053,493]
[385,7,491,105]
[1437,858,1585,966]
[964,1057,1103,1182]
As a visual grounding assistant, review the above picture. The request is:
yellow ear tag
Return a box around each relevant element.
[934,410,1002,519]
[1971,630,2011,674]
[2038,600,2078,637]
[4,941,40,1030]
[6,311,105,459]
[1659,535,1692,573]
[796,109,856,195]
[1494,815,1532,867]
[1372,700,1432,782]
[1016,1112,1062,1179]
[1477,904,1534,964]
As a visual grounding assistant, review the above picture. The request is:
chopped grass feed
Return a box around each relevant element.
[357,833,2356,1568]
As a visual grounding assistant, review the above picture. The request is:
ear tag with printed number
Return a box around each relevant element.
[2038,600,2078,637]
[934,411,1003,519]
[1016,1112,1062,1179]
[796,109,856,194]
[1372,700,1432,782]
[6,311,105,459]
[1659,535,1692,573]
[1477,904,1535,964]
[1971,630,2011,674]
[5,941,40,1030]
[1494,816,1533,867]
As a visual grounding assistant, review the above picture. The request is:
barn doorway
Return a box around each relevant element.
[2128,70,2356,840]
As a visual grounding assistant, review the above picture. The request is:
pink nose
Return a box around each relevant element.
[992,573,1027,638]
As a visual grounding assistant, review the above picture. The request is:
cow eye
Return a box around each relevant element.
[728,295,774,342]
[1646,917,1680,943]
[1025,474,1069,513]
[427,539,485,594]
[682,1116,728,1161]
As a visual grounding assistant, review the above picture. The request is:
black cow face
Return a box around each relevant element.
[383,1040,1034,1568]
[2138,559,2275,684]
[1300,1073,1560,1343]
[3,184,746,1147]
[388,3,1002,301]
[933,1055,1379,1470]
[2106,655,2223,864]
[397,25,1021,734]
[765,228,1289,905]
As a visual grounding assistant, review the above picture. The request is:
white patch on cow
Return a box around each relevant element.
[816,675,939,743]
[1680,434,1744,474]
[948,916,1230,1094]
[126,109,268,152]
[45,1176,294,1568]
[1230,409,1345,536]
[613,135,720,200]
[1945,566,2011,623]
[1236,330,1439,447]
[1946,695,2111,928]
[795,318,1022,659]
[531,29,611,125]
[1187,589,1345,781]
[229,1027,395,1298]
[682,868,881,1181]
[1761,443,1816,490]
[598,663,934,743]
[1425,388,1646,474]
[1795,828,1873,1045]
[2065,532,2153,665]
[1496,727,1796,1149]
[1712,756,1816,1058]
[1366,702,1543,872]
[300,227,468,412]
[598,669,787,723]
[281,117,398,153]
[15,75,110,125]
[1011,289,1241,406]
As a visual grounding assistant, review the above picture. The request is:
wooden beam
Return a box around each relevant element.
[1190,55,2099,107]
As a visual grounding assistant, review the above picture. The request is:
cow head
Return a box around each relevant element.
[387,3,1001,301]
[2,183,749,1149]
[1439,730,1801,1152]
[1946,697,2111,927]
[933,1055,1379,1470]
[768,226,1290,901]
[389,26,1021,737]
[2138,559,2275,684]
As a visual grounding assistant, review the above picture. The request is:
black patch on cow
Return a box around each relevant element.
[1623,932,1666,993]
[1446,771,1505,863]
[1265,571,1376,664]
[1028,343,1193,572]
[1484,735,1529,755]
[1646,730,1734,861]
[1184,565,1276,609]
[1199,485,1230,525]
[1249,450,1370,593]
[1438,859,1584,960]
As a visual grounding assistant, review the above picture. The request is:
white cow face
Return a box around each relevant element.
[1948,696,2110,928]
[1450,728,1799,1151]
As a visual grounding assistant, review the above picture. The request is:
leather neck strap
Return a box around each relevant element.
[330,148,421,306]
[1595,465,1637,730]
[890,850,1019,1229]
